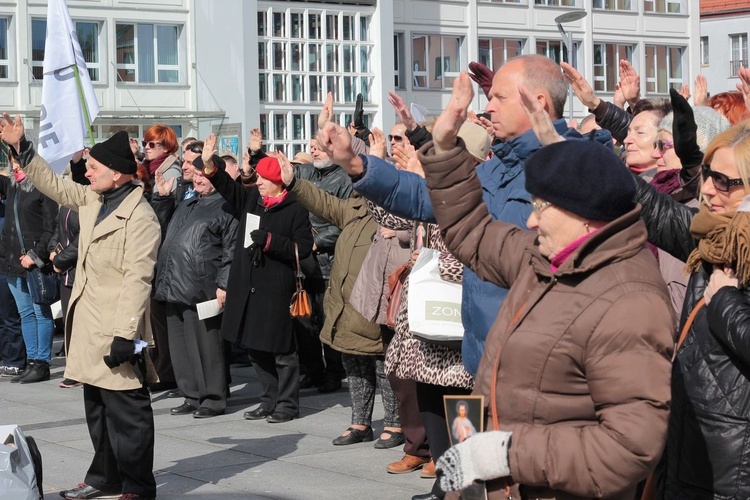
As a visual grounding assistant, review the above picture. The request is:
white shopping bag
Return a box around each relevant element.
[0,425,42,500]
[407,248,464,344]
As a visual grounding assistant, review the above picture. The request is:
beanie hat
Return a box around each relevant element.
[525,140,636,222]
[256,156,283,184]
[458,122,491,162]
[88,130,137,175]
[693,106,731,153]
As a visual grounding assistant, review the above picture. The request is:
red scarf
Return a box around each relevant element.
[145,153,170,176]
[550,230,600,273]
[262,190,288,208]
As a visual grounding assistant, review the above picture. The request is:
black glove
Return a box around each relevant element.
[103,336,135,369]
[250,229,268,249]
[670,87,704,169]
[353,93,366,130]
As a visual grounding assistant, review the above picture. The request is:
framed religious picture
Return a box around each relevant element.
[444,395,484,446]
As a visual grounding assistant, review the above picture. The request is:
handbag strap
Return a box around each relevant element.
[293,243,304,291]
[673,297,705,361]
[12,193,27,255]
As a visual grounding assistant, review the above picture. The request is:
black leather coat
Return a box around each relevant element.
[592,100,633,144]
[635,175,750,499]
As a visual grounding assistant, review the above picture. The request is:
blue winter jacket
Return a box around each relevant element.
[353,119,604,375]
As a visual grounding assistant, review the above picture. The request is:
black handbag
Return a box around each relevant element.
[13,194,59,305]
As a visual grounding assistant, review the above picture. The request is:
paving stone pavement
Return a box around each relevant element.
[1,338,433,499]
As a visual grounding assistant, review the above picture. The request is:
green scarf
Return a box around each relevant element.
[685,204,750,285]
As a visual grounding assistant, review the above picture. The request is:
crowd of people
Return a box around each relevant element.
[1,53,750,500]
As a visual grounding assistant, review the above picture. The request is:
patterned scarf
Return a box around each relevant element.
[685,204,750,285]
[145,152,170,176]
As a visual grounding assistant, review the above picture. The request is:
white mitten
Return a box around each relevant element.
[436,430,512,492]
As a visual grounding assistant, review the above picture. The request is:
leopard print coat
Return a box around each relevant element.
[367,202,474,389]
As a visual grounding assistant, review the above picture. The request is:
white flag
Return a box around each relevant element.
[38,0,100,173]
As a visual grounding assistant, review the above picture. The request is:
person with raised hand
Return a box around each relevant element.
[195,133,313,424]
[421,72,674,499]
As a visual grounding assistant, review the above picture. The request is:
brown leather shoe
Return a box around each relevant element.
[420,458,436,479]
[386,454,430,474]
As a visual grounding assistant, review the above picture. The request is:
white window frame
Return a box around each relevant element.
[536,39,579,67]
[30,18,46,82]
[645,44,684,94]
[644,0,682,14]
[593,42,634,92]
[730,34,748,77]
[700,36,709,66]
[592,0,633,10]
[74,20,104,83]
[411,34,465,90]
[0,16,11,81]
[114,22,183,84]
[477,37,525,72]
[534,0,577,6]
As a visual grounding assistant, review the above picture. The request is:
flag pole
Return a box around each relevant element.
[72,62,96,146]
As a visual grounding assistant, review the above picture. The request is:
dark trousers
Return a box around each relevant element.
[0,272,24,367]
[249,348,299,416]
[296,278,344,382]
[417,382,472,498]
[383,326,429,458]
[83,384,156,497]
[165,302,227,411]
[149,298,176,385]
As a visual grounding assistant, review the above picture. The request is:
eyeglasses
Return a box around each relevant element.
[388,135,404,142]
[142,141,164,148]
[701,163,744,192]
[653,139,674,154]
[531,200,552,215]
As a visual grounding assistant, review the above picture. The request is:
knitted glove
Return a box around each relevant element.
[103,336,136,368]
[468,62,495,99]
[436,430,513,492]
[670,87,704,169]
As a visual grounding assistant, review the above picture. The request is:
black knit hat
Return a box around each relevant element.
[524,140,636,222]
[88,130,137,175]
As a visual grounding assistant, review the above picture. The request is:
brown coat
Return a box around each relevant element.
[423,143,675,499]
[25,155,161,391]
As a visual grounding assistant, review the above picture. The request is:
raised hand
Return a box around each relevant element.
[369,127,387,159]
[678,84,691,102]
[393,140,416,171]
[249,128,263,153]
[317,92,334,131]
[561,62,601,111]
[202,133,217,166]
[277,150,295,185]
[613,83,626,109]
[242,150,252,174]
[736,67,750,115]
[693,75,708,106]
[432,72,474,154]
[618,59,641,107]
[519,84,564,147]
[154,170,175,196]
[316,122,362,175]
[387,90,417,131]
[468,61,495,99]
[0,113,25,152]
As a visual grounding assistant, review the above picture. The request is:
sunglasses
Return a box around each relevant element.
[388,135,404,142]
[142,141,164,148]
[653,139,674,154]
[187,145,203,154]
[701,163,744,192]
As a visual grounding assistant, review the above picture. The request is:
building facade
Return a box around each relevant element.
[699,1,750,98]
[0,0,698,159]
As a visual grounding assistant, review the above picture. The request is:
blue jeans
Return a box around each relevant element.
[8,275,54,363]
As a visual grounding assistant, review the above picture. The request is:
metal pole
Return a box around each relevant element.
[567,30,574,122]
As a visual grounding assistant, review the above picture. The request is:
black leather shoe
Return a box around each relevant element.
[332,426,374,445]
[59,483,120,498]
[19,362,50,384]
[193,407,224,418]
[411,494,441,500]
[266,411,298,423]
[165,389,183,399]
[243,407,272,420]
[170,402,197,415]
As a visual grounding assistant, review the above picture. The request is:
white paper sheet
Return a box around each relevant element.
[196,299,224,320]
[244,214,261,248]
[51,300,63,320]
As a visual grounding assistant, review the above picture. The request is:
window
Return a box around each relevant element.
[412,34,464,89]
[593,43,634,92]
[644,0,681,13]
[645,45,684,94]
[535,0,576,5]
[593,0,633,10]
[478,37,524,72]
[536,39,578,67]
[730,34,748,77]
[115,23,182,83]
[31,19,45,80]
[394,33,404,89]
[700,36,709,66]
[0,18,9,79]
[76,22,101,82]
[478,0,522,3]
[258,7,374,153]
